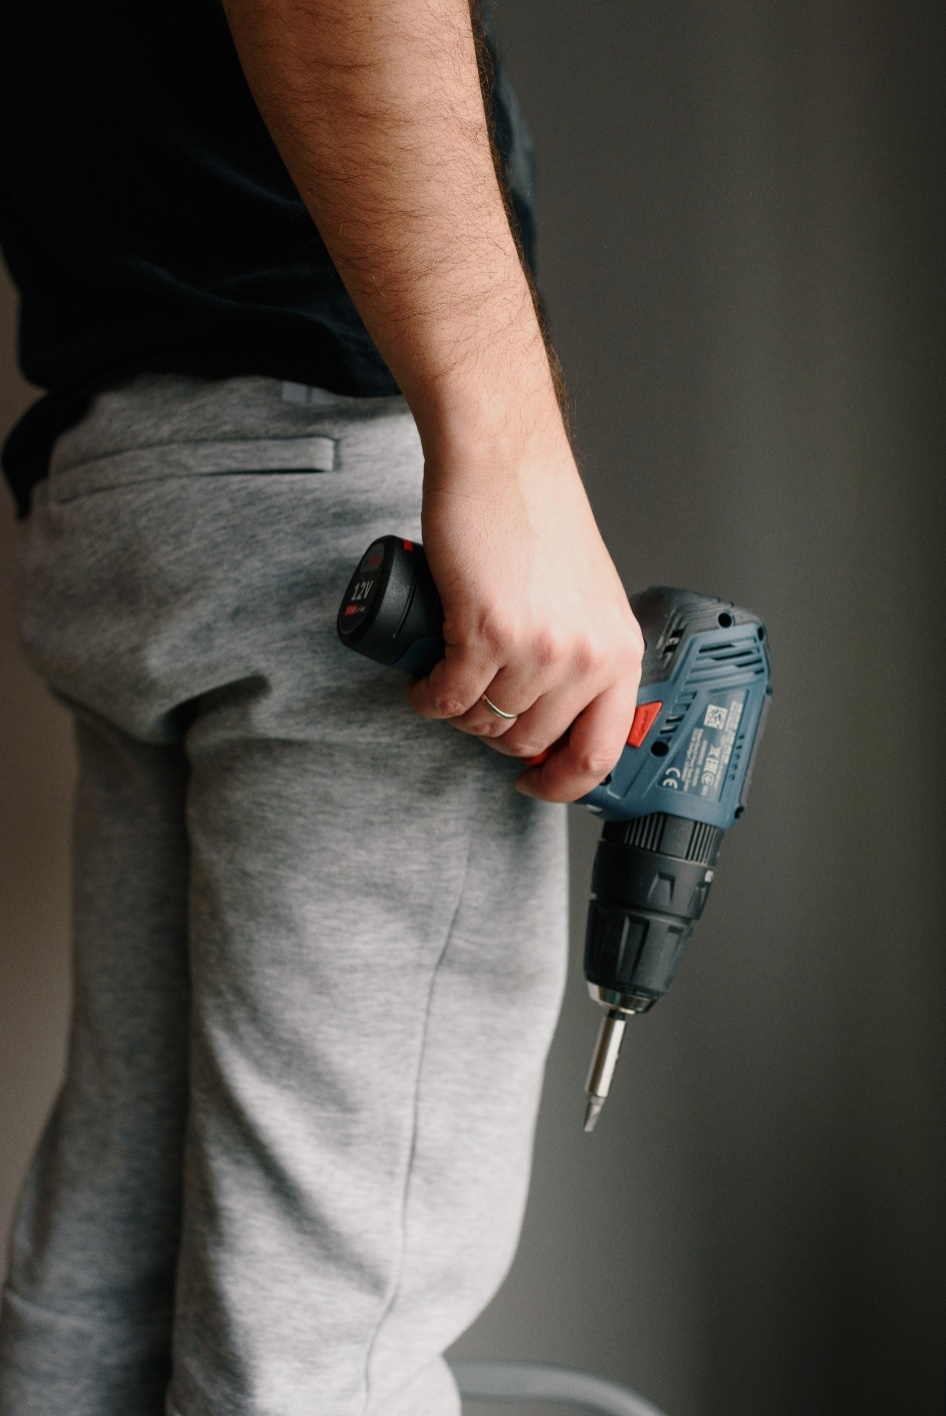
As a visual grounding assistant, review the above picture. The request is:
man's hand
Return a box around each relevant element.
[220,0,643,800]
[410,422,643,803]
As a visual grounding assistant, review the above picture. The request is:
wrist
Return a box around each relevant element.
[412,344,569,481]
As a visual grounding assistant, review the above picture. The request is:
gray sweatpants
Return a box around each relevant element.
[0,376,568,1416]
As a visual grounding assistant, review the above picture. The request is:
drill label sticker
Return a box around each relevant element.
[659,691,747,802]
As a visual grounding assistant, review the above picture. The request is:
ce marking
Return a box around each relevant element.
[661,767,683,790]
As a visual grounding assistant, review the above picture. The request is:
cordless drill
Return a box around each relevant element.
[337,537,772,1130]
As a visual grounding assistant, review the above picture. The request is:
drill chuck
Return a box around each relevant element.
[581,812,726,1130]
[585,813,724,1013]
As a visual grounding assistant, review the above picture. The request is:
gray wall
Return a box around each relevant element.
[1,1,943,1414]
[0,286,75,1254]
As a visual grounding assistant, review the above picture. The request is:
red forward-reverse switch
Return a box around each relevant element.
[627,701,662,748]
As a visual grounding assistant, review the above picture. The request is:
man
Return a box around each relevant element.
[0,0,643,1412]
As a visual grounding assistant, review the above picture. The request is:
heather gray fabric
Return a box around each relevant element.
[0,375,569,1416]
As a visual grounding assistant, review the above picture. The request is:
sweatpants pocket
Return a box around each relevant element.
[49,435,338,503]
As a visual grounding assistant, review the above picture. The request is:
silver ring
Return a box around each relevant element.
[481,694,518,721]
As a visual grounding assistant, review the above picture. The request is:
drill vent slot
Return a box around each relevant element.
[660,611,687,658]
[690,636,766,684]
[659,690,696,737]
[725,727,750,785]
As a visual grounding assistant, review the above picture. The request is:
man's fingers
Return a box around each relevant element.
[403,601,644,788]
[513,678,639,804]
[407,628,569,734]
[405,646,505,721]
[442,660,563,741]
[431,623,634,747]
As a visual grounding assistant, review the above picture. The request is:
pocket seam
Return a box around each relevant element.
[50,435,338,503]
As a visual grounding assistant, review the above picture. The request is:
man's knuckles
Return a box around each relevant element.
[467,717,509,738]
[431,691,475,718]
[460,608,517,660]
[409,678,475,719]
[624,616,646,666]
[574,746,622,780]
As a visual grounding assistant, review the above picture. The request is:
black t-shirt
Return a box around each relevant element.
[0,0,536,515]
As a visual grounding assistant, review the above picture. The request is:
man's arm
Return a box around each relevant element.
[220,0,643,801]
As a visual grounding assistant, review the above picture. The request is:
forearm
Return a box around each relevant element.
[220,0,562,464]
[222,0,643,806]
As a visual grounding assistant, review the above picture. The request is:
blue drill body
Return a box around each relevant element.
[581,590,771,829]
